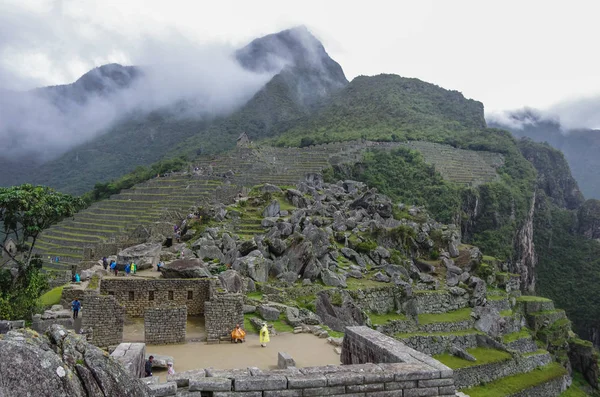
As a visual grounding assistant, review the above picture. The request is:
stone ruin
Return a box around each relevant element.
[113,326,459,397]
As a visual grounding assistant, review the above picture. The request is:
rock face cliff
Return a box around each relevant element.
[0,325,149,397]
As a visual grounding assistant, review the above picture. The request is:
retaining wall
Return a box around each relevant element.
[81,291,124,347]
[149,326,457,396]
[144,306,187,344]
[99,278,212,317]
[205,294,244,341]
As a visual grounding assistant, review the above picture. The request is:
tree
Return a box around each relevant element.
[0,184,84,320]
[1,184,84,267]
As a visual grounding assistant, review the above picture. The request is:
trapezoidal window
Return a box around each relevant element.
[168,291,174,300]
[187,291,193,300]
[128,291,134,301]
[149,291,154,301]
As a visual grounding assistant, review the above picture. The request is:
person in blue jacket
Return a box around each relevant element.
[72,299,81,319]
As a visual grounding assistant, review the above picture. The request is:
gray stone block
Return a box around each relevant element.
[325,372,364,386]
[189,377,232,391]
[347,383,384,392]
[148,381,177,397]
[384,381,417,390]
[167,369,206,387]
[403,387,439,397]
[233,375,287,391]
[287,374,327,389]
[301,386,345,396]
[263,390,302,397]
[418,378,454,387]
[277,352,296,369]
[213,392,261,397]
[258,305,281,321]
[364,391,403,396]
[439,385,457,394]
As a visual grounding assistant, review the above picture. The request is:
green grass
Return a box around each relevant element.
[345,277,390,290]
[465,363,567,397]
[487,294,507,301]
[321,325,344,338]
[243,313,294,334]
[418,308,472,325]
[39,285,66,307]
[247,291,264,301]
[396,329,483,338]
[369,312,407,325]
[434,347,512,369]
[560,371,596,397]
[516,295,552,303]
[523,349,548,357]
[88,275,100,290]
[503,330,531,343]
[500,310,513,317]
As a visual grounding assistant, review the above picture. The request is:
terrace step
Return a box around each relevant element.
[463,362,568,397]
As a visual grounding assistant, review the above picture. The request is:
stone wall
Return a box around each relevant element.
[60,285,86,308]
[149,326,457,396]
[348,285,401,314]
[453,351,552,389]
[144,306,187,345]
[110,342,146,378]
[99,278,212,317]
[205,294,244,341]
[81,291,124,348]
[401,333,479,356]
[413,289,469,314]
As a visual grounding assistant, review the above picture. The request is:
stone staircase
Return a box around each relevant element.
[33,140,504,273]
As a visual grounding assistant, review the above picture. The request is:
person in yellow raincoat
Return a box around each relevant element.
[259,323,270,347]
[231,324,246,343]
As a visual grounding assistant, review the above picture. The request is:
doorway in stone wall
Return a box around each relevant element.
[121,315,207,343]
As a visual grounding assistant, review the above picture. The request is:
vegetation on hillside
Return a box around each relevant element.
[0,184,84,319]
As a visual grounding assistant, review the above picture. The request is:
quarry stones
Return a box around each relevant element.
[118,242,161,270]
[159,258,210,279]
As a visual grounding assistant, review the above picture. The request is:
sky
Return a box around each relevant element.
[1,0,600,125]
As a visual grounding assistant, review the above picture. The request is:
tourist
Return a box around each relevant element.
[231,324,246,343]
[71,299,81,319]
[157,261,163,271]
[73,273,80,283]
[145,356,154,377]
[102,257,108,270]
[110,260,118,276]
[132,262,137,275]
[259,323,270,347]
[167,362,175,375]
[125,263,131,276]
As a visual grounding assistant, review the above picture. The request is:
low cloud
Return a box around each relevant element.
[0,5,279,161]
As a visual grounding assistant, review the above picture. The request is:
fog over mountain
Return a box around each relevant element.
[0,42,275,162]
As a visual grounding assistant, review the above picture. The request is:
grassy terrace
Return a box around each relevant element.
[434,347,512,369]
[369,312,407,325]
[244,313,294,334]
[39,285,66,307]
[396,329,483,338]
[516,295,552,303]
[465,363,567,397]
[502,330,531,343]
[418,307,472,325]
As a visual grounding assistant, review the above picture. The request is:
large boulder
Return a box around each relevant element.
[263,200,281,218]
[316,291,369,332]
[117,243,161,270]
[258,305,280,321]
[232,251,271,282]
[218,270,244,293]
[196,245,225,263]
[321,269,347,288]
[0,325,149,397]
[160,259,211,279]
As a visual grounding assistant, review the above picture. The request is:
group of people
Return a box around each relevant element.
[230,323,270,347]
[102,257,137,276]
[145,356,175,377]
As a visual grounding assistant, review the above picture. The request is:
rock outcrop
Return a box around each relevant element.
[160,258,211,278]
[0,325,149,397]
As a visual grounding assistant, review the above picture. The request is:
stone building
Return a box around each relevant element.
[236,132,250,147]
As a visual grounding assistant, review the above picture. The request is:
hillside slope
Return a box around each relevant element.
[490,111,600,199]
[0,27,348,195]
